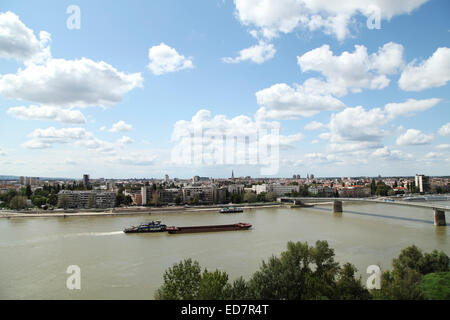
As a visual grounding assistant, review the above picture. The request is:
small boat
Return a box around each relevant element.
[166,223,252,234]
[220,206,243,213]
[124,220,167,233]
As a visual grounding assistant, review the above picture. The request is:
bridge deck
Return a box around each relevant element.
[279,197,450,211]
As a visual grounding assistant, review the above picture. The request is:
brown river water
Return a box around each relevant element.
[0,202,449,299]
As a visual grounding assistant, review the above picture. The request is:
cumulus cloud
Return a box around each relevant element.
[0,13,143,109]
[0,11,51,64]
[384,98,442,120]
[0,147,5,156]
[147,43,194,75]
[233,0,428,40]
[438,123,450,136]
[222,41,276,64]
[7,105,86,124]
[304,121,326,131]
[0,58,143,108]
[22,127,114,152]
[399,47,450,91]
[328,106,387,143]
[109,120,133,133]
[117,136,134,145]
[171,109,303,169]
[372,146,412,161]
[297,42,404,96]
[255,81,345,120]
[396,129,434,146]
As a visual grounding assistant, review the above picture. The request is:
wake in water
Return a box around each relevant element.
[1,231,124,248]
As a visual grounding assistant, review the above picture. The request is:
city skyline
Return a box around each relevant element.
[0,0,449,178]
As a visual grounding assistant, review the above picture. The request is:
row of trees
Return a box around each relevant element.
[155,241,450,300]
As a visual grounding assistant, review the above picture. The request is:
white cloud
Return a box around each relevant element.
[171,109,303,167]
[255,82,345,120]
[222,41,276,64]
[372,146,412,161]
[399,47,450,91]
[22,126,115,152]
[7,105,86,124]
[0,11,51,64]
[438,122,450,136]
[109,120,133,133]
[424,152,442,160]
[147,43,194,75]
[436,144,450,150]
[297,43,404,96]
[396,129,434,146]
[233,0,428,40]
[117,136,134,145]
[384,98,442,119]
[304,121,326,131]
[0,58,143,108]
[0,147,5,156]
[328,106,387,143]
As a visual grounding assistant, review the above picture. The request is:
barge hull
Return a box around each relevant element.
[167,223,251,234]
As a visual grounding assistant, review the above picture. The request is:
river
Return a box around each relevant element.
[0,201,449,299]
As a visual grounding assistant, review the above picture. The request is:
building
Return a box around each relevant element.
[182,185,216,204]
[415,174,430,193]
[141,186,153,206]
[338,186,371,198]
[308,185,335,197]
[159,188,182,204]
[227,184,245,195]
[164,175,169,183]
[57,190,116,209]
[252,183,300,196]
[83,174,90,187]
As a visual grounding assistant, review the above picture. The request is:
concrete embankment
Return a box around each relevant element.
[0,203,282,218]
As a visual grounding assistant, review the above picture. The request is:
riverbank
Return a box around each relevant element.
[0,203,282,218]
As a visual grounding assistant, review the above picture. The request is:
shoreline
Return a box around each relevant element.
[0,203,282,219]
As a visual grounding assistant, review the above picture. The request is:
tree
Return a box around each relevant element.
[155,259,202,300]
[422,272,450,300]
[264,192,276,202]
[9,195,28,210]
[32,195,47,208]
[25,185,32,199]
[243,192,257,203]
[58,194,71,209]
[197,269,230,300]
[48,193,58,206]
[247,241,368,300]
[373,245,450,300]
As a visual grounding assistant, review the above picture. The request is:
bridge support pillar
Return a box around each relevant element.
[434,209,446,226]
[333,200,343,214]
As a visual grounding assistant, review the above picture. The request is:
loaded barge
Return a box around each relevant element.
[166,223,252,234]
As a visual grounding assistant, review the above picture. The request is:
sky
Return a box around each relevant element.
[0,0,449,179]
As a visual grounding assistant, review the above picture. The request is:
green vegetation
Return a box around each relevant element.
[156,241,450,300]
[422,272,450,300]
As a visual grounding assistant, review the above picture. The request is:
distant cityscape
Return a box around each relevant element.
[0,172,449,211]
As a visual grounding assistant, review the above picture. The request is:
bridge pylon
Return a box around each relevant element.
[434,209,446,226]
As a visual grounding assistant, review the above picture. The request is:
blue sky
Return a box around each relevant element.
[0,0,449,179]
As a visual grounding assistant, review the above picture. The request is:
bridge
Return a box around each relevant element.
[277,197,449,226]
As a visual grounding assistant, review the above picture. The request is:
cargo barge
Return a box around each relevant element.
[166,223,252,234]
